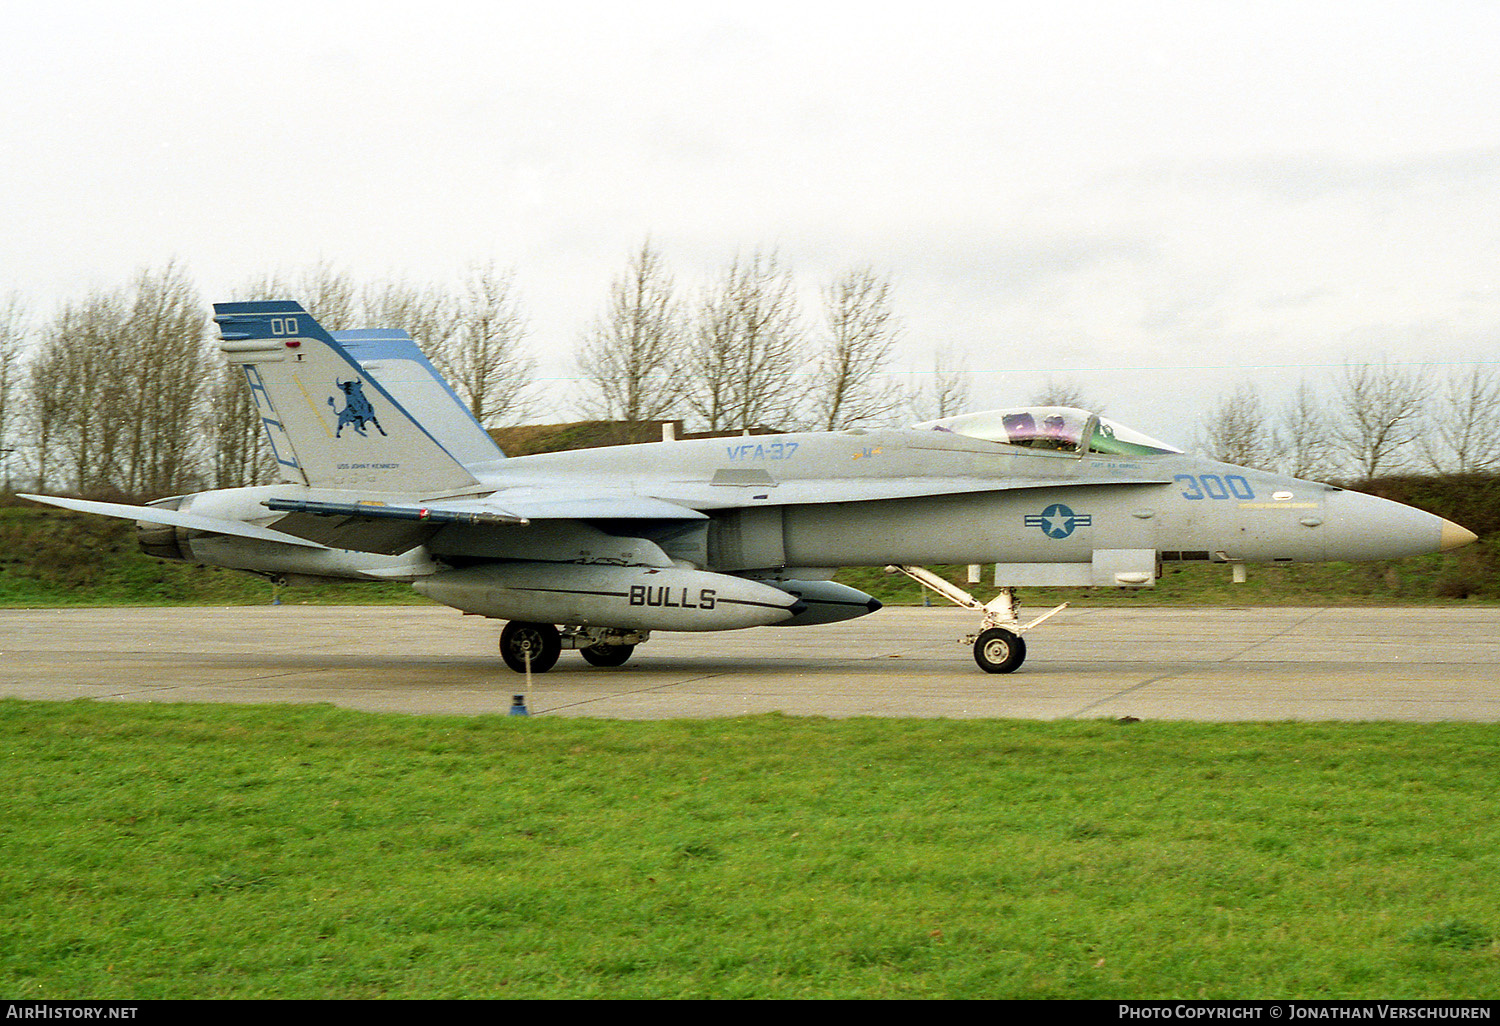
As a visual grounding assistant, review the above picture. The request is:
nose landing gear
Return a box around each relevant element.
[885,565,1068,673]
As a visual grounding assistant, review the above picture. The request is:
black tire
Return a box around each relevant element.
[579,644,635,667]
[974,627,1026,673]
[500,621,561,674]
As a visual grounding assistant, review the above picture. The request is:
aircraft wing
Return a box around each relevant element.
[20,494,329,549]
[480,491,710,521]
[263,492,707,555]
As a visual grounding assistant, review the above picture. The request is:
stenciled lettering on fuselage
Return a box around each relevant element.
[1024,503,1093,539]
[724,441,799,461]
[329,379,388,438]
[629,585,718,609]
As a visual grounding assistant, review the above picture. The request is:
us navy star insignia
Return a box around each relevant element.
[1024,503,1092,539]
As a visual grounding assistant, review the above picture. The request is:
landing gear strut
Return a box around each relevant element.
[885,565,1067,674]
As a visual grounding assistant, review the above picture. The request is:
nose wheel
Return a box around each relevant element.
[973,627,1026,674]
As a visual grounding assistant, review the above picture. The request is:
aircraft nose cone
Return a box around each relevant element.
[1321,490,1477,560]
[1440,519,1478,551]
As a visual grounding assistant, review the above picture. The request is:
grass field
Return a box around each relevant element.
[2,700,1496,999]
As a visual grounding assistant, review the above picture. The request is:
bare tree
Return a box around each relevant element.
[1333,360,1429,479]
[1197,380,1276,470]
[576,241,685,425]
[807,267,904,430]
[24,265,207,497]
[1030,376,1105,414]
[1421,364,1500,473]
[0,294,25,490]
[682,251,805,432]
[203,361,272,488]
[299,263,361,330]
[682,273,739,433]
[433,262,534,426]
[908,347,972,421]
[22,340,65,491]
[1276,377,1337,480]
[236,263,361,329]
[361,279,459,354]
[119,263,209,495]
[30,292,125,494]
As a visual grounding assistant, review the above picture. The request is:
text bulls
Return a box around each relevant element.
[629,585,717,610]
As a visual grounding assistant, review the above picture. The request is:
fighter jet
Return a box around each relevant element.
[23,301,1477,674]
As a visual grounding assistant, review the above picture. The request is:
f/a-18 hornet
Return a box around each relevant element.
[25,301,1477,673]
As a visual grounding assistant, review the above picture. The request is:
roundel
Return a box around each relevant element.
[1025,502,1092,539]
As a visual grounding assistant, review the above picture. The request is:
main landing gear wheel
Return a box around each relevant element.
[579,644,635,667]
[500,621,561,673]
[974,627,1026,674]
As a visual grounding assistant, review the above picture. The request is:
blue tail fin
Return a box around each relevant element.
[334,329,506,474]
[212,301,484,496]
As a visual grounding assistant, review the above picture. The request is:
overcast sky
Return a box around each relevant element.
[4,0,1499,444]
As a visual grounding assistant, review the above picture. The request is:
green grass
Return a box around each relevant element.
[2,700,1497,998]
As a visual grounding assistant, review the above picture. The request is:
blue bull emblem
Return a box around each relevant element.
[328,379,387,438]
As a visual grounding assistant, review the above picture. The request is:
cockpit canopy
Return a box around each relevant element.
[913,407,1182,457]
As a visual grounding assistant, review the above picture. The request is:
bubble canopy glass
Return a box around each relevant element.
[913,407,1182,457]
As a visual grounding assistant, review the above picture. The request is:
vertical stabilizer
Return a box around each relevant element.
[335,329,507,474]
[212,301,482,495]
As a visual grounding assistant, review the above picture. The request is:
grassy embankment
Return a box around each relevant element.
[3,472,1496,607]
[2,701,1496,999]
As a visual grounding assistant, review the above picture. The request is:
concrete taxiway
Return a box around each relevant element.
[2,605,1498,721]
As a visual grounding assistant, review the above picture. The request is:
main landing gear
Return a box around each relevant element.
[498,621,648,673]
[499,621,560,673]
[885,565,1068,674]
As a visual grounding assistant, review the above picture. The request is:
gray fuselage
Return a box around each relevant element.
[474,426,1452,573]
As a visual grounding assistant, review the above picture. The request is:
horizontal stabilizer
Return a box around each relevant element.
[20,494,327,549]
[265,497,528,526]
[264,497,529,555]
